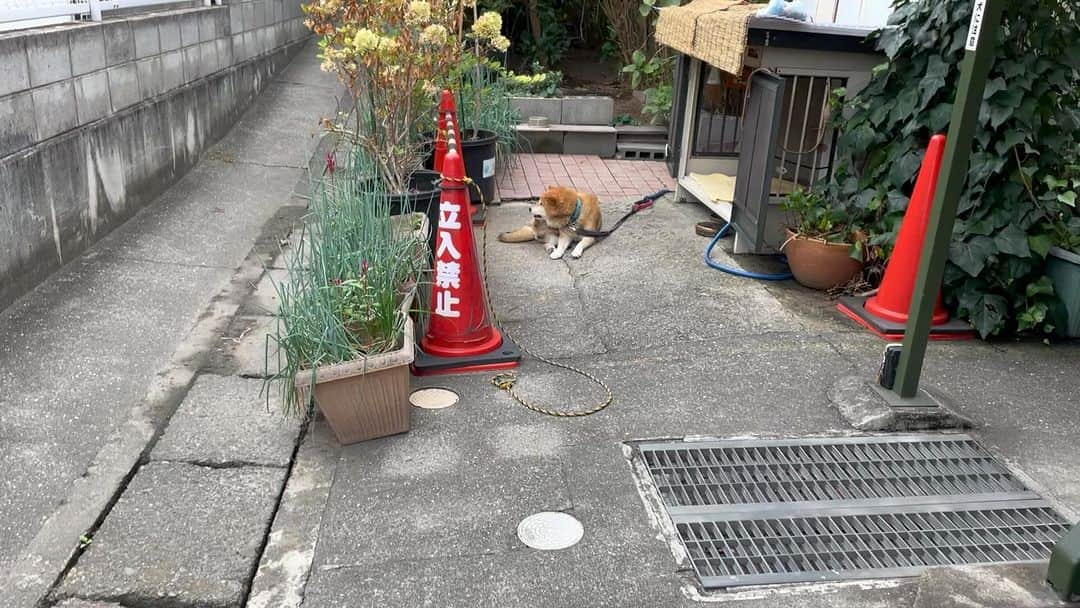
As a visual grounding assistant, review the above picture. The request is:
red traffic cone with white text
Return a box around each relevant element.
[412,137,520,375]
[837,134,973,340]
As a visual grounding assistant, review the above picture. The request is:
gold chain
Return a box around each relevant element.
[441,174,614,417]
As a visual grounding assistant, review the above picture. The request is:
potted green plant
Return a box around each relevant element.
[267,168,429,445]
[780,188,865,290]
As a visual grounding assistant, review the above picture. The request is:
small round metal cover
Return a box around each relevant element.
[409,387,459,410]
[516,512,583,550]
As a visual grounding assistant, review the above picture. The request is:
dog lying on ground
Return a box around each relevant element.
[497,185,602,259]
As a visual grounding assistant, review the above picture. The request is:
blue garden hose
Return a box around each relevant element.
[704,222,794,281]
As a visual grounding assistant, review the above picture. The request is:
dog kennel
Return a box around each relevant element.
[658,0,887,254]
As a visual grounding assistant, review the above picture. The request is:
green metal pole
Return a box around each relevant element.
[892,0,1004,399]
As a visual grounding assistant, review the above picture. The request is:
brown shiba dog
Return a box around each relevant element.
[500,185,602,259]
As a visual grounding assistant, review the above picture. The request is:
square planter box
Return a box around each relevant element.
[290,215,427,445]
[295,313,414,445]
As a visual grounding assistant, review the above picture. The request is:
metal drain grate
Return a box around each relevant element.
[642,436,1032,508]
[637,435,1070,588]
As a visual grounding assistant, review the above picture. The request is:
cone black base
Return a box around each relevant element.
[412,337,521,376]
[837,296,975,341]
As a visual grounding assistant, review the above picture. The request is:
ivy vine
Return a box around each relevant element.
[827,0,1080,338]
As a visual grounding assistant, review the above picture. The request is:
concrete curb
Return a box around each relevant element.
[245,421,339,608]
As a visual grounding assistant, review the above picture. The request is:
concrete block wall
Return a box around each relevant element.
[0,1,311,309]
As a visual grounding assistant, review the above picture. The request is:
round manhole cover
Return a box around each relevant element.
[409,387,459,410]
[516,512,583,550]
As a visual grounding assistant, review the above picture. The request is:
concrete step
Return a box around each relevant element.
[515,124,617,157]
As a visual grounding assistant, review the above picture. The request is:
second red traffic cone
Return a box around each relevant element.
[837,134,973,340]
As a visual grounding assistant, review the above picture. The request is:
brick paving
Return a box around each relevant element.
[496,153,676,201]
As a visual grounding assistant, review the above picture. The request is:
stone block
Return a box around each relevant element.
[199,41,218,77]
[131,18,160,59]
[216,37,233,68]
[182,45,200,81]
[73,71,111,126]
[256,0,269,28]
[0,92,37,156]
[258,26,271,53]
[31,81,77,140]
[158,17,181,52]
[150,375,302,467]
[69,26,107,76]
[57,462,286,608]
[230,34,246,62]
[0,37,30,97]
[560,95,615,126]
[199,10,216,42]
[160,50,185,92]
[25,29,72,87]
[242,2,256,32]
[229,3,243,34]
[515,126,563,154]
[509,96,561,125]
[243,31,257,61]
[102,21,135,66]
[179,12,200,47]
[107,63,139,112]
[136,57,164,99]
[563,127,617,157]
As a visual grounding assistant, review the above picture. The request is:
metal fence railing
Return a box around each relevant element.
[1,0,219,31]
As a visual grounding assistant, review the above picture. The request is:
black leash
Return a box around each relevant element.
[571,189,672,238]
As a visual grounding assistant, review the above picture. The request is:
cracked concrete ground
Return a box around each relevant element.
[294,197,1079,608]
[3,39,1078,606]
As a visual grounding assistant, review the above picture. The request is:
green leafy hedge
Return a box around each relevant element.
[827,0,1080,338]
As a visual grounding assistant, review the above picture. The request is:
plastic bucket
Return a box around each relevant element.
[460,129,498,205]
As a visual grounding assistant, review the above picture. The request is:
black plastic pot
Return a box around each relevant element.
[386,170,441,255]
[460,129,498,205]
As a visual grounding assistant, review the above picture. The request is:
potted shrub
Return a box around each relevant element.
[267,169,429,445]
[304,0,463,242]
[780,188,865,290]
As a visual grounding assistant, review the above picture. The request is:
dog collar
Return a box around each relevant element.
[568,198,582,225]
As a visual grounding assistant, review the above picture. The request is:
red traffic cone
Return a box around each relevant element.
[412,141,520,376]
[437,90,484,224]
[837,134,973,340]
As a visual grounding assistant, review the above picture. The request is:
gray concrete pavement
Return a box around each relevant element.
[294,198,1079,608]
[0,40,340,605]
[3,45,1078,605]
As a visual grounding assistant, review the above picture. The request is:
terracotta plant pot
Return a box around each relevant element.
[294,314,414,445]
[782,229,863,290]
